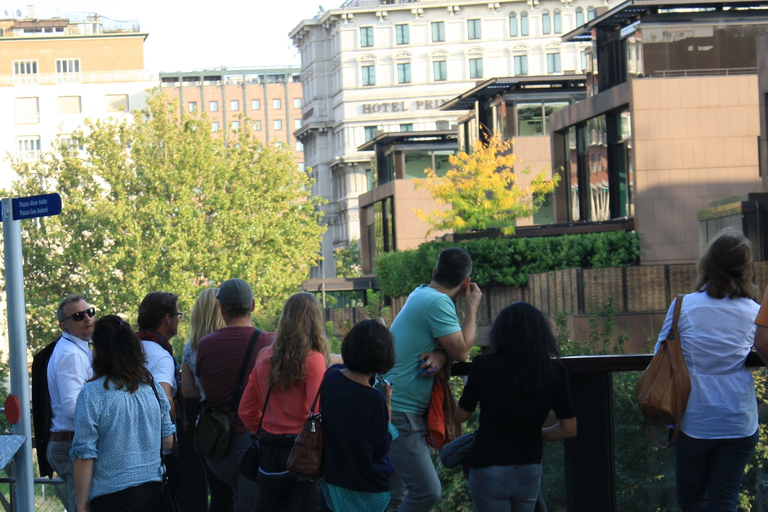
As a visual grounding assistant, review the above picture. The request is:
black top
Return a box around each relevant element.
[321,366,392,493]
[458,354,575,467]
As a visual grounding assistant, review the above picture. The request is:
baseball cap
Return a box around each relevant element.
[216,278,253,304]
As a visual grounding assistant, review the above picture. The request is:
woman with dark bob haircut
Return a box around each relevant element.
[71,315,175,512]
[656,230,760,511]
[320,319,399,512]
[455,302,577,512]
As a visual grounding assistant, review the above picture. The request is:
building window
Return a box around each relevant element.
[547,53,561,74]
[274,119,282,130]
[400,124,414,132]
[514,55,528,75]
[588,7,597,21]
[252,99,261,110]
[576,8,585,26]
[469,58,483,79]
[55,58,80,83]
[397,62,411,84]
[509,13,518,37]
[230,100,240,111]
[59,135,82,153]
[431,21,445,42]
[273,98,281,109]
[365,126,377,141]
[362,65,376,86]
[361,26,374,47]
[15,97,39,124]
[13,60,38,84]
[188,102,197,112]
[433,60,447,81]
[17,136,41,161]
[231,121,240,131]
[542,11,551,35]
[210,101,219,112]
[468,19,482,40]
[58,96,82,114]
[396,24,409,45]
[581,51,588,71]
[295,119,303,129]
[254,120,262,131]
[293,98,302,108]
[521,12,529,36]
[296,141,304,151]
[106,94,129,112]
[211,122,219,132]
[554,9,562,33]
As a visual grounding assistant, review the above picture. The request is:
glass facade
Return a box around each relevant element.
[366,197,395,269]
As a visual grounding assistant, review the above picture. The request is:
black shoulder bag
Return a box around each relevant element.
[150,380,181,512]
[196,329,260,460]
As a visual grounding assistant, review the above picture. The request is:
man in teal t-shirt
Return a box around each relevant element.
[386,247,482,512]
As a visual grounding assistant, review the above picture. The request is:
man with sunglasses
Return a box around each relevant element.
[47,294,96,510]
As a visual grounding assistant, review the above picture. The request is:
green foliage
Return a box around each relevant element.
[334,237,362,278]
[326,321,342,355]
[375,231,641,298]
[5,91,325,353]
[364,289,390,320]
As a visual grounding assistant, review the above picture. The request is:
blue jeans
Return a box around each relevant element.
[48,440,75,510]
[204,432,259,512]
[386,412,441,512]
[469,463,543,512]
[675,430,759,512]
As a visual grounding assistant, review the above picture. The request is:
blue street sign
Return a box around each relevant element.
[11,193,62,220]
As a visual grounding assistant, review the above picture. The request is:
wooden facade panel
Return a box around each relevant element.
[626,266,667,312]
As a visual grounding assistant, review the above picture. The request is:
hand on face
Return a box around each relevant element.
[60,299,95,341]
[464,282,482,311]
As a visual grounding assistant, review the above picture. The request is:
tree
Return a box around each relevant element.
[5,91,325,354]
[414,135,559,236]
[333,237,362,278]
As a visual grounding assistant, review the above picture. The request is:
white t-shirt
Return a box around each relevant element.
[141,340,177,398]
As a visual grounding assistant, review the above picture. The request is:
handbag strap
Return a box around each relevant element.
[648,294,686,449]
[255,388,271,436]
[230,329,261,414]
[307,366,339,416]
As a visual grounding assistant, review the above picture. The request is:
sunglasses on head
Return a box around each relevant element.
[62,307,96,322]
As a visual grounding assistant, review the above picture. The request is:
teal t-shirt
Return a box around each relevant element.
[387,285,461,415]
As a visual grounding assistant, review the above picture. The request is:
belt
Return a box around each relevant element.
[49,431,75,442]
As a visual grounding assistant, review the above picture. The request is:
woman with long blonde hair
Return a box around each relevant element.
[239,292,330,511]
[181,288,228,512]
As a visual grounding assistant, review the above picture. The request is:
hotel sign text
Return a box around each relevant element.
[361,99,450,114]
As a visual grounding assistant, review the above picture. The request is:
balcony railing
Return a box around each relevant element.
[0,70,158,87]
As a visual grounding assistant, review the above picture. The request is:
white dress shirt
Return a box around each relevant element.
[47,333,93,432]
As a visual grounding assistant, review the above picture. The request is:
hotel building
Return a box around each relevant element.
[291,0,603,278]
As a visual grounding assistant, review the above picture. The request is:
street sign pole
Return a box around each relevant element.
[2,198,34,512]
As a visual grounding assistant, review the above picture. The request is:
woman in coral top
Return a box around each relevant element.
[238,292,329,512]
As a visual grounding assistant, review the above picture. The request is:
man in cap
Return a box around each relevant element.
[197,279,275,512]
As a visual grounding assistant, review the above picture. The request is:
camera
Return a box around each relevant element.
[373,376,392,394]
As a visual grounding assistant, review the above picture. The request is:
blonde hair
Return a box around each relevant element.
[695,230,758,300]
[269,292,330,391]
[189,288,226,351]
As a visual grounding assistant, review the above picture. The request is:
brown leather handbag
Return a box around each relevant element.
[636,294,691,448]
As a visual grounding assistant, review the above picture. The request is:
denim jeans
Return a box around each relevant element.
[47,440,75,510]
[468,463,543,512]
[204,431,259,512]
[675,429,759,512]
[386,411,441,512]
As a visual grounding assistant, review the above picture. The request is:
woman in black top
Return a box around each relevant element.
[455,302,577,512]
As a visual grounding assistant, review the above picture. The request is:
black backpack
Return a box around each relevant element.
[31,339,58,478]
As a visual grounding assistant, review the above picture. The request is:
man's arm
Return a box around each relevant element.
[160,382,176,423]
[56,352,90,422]
[542,417,577,442]
[437,283,482,362]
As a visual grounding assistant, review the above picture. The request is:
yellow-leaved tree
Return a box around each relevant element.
[414,135,559,236]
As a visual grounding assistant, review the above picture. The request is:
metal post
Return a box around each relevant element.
[2,198,35,512]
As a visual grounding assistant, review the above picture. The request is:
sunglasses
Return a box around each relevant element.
[62,307,96,322]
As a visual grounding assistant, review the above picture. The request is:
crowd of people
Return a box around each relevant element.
[40,233,768,512]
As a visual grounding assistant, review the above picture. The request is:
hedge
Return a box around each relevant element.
[374,231,642,298]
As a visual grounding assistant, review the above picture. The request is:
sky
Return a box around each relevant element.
[11,0,339,72]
